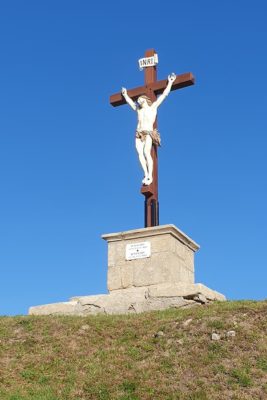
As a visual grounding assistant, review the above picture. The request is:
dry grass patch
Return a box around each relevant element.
[0,301,266,399]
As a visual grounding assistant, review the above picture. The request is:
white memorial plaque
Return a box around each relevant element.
[125,241,151,260]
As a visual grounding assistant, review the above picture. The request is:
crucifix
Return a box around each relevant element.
[110,49,195,228]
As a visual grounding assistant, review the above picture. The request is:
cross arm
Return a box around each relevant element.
[151,72,195,95]
[110,72,195,107]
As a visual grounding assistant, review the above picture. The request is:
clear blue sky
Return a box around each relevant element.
[0,1,266,315]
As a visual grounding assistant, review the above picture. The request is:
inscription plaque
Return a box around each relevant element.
[125,241,151,260]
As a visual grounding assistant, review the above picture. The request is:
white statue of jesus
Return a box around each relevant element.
[121,73,176,185]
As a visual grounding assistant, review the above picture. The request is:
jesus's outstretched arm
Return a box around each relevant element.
[121,87,137,111]
[153,73,176,108]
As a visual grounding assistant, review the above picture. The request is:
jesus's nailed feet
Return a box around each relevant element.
[143,177,152,186]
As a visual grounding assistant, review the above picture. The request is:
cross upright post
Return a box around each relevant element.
[110,49,195,228]
[141,49,159,227]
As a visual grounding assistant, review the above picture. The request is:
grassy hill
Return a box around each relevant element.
[0,301,266,400]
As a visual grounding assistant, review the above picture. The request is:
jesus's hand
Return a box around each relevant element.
[168,73,176,84]
[121,87,127,96]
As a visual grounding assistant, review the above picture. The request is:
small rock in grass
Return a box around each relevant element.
[80,324,90,331]
[211,333,221,341]
[154,331,164,338]
[226,330,236,337]
[183,318,193,327]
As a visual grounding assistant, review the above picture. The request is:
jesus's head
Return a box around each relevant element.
[137,95,152,108]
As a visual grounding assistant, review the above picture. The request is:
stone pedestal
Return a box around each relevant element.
[103,225,199,292]
[29,224,226,316]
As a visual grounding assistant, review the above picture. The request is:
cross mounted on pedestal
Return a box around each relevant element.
[110,49,195,228]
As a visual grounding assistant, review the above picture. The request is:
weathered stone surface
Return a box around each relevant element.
[29,282,225,316]
[71,288,191,315]
[102,225,200,251]
[147,283,226,301]
[192,294,208,304]
[107,265,122,290]
[29,301,80,316]
[193,284,226,301]
[103,225,198,292]
[29,224,226,316]
[121,263,134,288]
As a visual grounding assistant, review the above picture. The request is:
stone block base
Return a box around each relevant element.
[29,283,226,316]
[102,225,200,291]
[29,224,226,316]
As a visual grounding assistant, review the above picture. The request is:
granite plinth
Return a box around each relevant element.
[102,224,199,291]
[29,225,226,316]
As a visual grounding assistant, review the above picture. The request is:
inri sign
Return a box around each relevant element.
[138,54,158,70]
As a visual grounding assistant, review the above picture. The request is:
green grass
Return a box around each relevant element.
[0,301,267,399]
[257,357,267,372]
[229,367,252,387]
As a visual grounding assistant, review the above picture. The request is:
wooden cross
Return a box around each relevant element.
[110,49,195,228]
